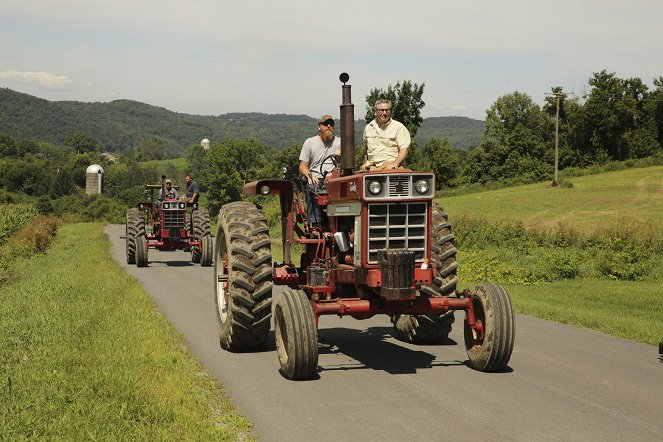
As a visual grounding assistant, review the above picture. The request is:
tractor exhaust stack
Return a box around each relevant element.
[339,73,355,176]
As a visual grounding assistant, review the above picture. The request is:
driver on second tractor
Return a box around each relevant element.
[160,179,178,200]
[298,114,341,225]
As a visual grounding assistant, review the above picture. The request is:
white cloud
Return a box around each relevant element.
[0,70,73,90]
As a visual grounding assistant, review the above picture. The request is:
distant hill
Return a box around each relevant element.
[0,87,484,154]
[417,116,484,149]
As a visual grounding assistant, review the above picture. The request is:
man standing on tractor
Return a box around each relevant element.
[298,114,341,224]
[360,99,411,171]
[184,174,200,204]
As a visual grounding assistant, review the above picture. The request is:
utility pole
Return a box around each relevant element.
[545,89,569,187]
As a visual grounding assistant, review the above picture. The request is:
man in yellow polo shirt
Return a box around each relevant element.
[360,99,411,171]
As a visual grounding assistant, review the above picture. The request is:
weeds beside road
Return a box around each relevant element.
[0,222,253,440]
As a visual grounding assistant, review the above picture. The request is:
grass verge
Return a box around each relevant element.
[0,222,253,440]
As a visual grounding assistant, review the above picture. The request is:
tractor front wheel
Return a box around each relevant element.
[136,234,148,267]
[215,202,273,351]
[125,208,143,264]
[274,288,318,380]
[191,208,212,265]
[200,235,213,267]
[464,283,515,372]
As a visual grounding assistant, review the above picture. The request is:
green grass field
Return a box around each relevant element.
[439,165,663,345]
[0,223,253,440]
[440,165,663,240]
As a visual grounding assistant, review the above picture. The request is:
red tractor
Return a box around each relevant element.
[214,74,515,380]
[126,176,213,267]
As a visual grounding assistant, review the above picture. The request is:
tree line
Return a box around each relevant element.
[0,69,661,220]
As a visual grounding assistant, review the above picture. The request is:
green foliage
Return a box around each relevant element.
[0,204,38,246]
[454,213,661,284]
[50,193,128,224]
[64,131,99,153]
[201,138,276,213]
[185,144,207,177]
[0,214,59,285]
[135,136,166,161]
[414,137,461,189]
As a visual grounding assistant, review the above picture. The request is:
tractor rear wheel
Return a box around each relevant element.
[464,283,515,372]
[191,208,212,264]
[125,208,143,264]
[215,202,273,351]
[274,288,318,380]
[136,234,148,267]
[393,202,458,343]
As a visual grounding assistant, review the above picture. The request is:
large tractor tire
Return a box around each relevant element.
[215,201,273,351]
[191,208,212,265]
[125,208,144,264]
[136,234,149,267]
[465,283,515,372]
[274,288,318,380]
[200,235,213,267]
[393,202,458,344]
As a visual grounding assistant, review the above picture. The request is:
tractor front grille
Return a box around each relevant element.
[163,209,186,230]
[367,202,427,264]
[387,176,410,197]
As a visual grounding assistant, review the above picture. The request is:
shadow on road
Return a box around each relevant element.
[317,326,464,375]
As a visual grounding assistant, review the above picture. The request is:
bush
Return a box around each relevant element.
[0,214,60,285]
[454,215,660,284]
[50,193,128,224]
[0,204,38,246]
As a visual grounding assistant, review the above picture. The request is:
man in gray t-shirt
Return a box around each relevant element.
[298,114,341,224]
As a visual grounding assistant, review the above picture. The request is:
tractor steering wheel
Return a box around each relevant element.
[318,153,339,182]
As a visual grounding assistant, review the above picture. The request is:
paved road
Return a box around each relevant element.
[107,224,663,441]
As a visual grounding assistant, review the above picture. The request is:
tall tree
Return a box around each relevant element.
[464,91,549,185]
[64,131,99,154]
[201,138,275,213]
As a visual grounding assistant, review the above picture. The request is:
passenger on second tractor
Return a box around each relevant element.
[298,114,341,225]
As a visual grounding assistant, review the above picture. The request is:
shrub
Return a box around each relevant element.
[0,204,38,246]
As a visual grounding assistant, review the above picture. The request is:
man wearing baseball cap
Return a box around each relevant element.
[160,178,178,200]
[298,114,341,224]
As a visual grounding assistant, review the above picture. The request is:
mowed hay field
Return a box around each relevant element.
[436,165,663,346]
[440,165,663,240]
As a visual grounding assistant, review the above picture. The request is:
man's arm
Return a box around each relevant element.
[385,147,408,169]
[299,160,319,185]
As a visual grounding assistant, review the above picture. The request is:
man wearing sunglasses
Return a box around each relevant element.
[360,99,411,171]
[299,114,341,224]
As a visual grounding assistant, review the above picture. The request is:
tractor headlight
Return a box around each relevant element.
[368,180,382,196]
[163,202,170,209]
[415,179,430,195]
[259,185,271,195]
[179,202,186,209]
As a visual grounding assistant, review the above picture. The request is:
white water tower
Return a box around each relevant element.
[201,138,210,150]
[85,164,104,194]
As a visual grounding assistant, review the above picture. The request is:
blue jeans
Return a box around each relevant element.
[305,183,324,223]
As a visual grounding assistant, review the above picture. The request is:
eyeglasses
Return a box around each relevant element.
[376,108,391,114]
[320,120,335,127]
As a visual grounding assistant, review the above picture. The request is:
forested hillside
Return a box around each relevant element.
[0,88,483,154]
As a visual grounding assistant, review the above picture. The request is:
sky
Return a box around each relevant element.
[1,1,662,121]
